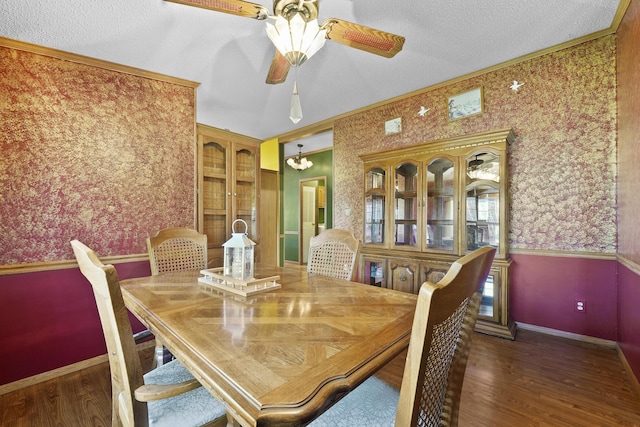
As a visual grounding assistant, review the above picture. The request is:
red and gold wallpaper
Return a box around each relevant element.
[333,36,617,254]
[0,45,197,264]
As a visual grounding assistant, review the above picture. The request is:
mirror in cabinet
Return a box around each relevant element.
[479,268,501,321]
[360,255,387,287]
[425,157,457,253]
[364,166,386,246]
[394,161,419,249]
[465,151,503,257]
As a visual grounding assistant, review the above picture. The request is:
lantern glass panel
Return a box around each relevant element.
[244,247,254,279]
[224,246,246,279]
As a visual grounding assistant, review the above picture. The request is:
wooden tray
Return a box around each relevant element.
[198,267,281,297]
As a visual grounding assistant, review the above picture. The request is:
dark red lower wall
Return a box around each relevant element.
[2,253,638,386]
[510,253,618,340]
[0,260,151,386]
[618,263,640,380]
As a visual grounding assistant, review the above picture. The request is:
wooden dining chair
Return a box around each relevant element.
[309,246,496,427]
[307,228,361,281]
[71,240,226,427]
[145,227,209,367]
[147,227,208,276]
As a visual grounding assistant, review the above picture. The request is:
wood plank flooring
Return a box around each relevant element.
[378,329,640,427]
[2,329,639,426]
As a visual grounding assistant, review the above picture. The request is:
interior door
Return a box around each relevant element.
[301,185,317,263]
[259,169,278,265]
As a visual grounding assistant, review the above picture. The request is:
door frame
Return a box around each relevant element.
[298,176,327,264]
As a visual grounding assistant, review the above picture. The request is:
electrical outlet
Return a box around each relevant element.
[575,299,586,313]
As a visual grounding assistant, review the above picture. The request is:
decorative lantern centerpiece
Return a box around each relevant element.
[199,218,280,296]
[223,219,256,281]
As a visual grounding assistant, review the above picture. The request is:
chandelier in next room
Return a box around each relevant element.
[287,143,313,170]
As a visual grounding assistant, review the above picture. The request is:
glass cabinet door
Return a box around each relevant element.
[425,157,456,253]
[478,268,501,322]
[393,162,419,249]
[465,152,501,253]
[364,166,387,245]
[202,141,228,250]
[234,145,257,240]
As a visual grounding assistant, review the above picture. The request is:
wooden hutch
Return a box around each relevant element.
[359,128,516,339]
[196,124,261,267]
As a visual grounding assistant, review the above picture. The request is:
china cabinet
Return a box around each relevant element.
[196,124,261,267]
[359,128,516,339]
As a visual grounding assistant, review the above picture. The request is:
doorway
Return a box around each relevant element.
[299,177,326,264]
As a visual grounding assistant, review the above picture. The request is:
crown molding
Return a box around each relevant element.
[0,36,199,88]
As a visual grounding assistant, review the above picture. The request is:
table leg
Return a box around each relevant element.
[226,412,243,427]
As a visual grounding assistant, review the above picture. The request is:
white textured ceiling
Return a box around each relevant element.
[0,0,622,155]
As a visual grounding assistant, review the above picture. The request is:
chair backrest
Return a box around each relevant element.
[307,228,361,281]
[147,227,208,275]
[396,246,496,427]
[70,240,147,427]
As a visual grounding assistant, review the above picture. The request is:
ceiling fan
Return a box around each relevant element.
[165,0,405,84]
[468,155,485,170]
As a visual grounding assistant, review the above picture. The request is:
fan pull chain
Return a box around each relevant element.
[289,67,303,123]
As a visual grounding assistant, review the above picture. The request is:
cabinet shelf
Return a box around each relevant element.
[203,168,226,179]
[366,188,386,197]
[395,191,417,198]
[395,219,417,225]
[236,176,255,183]
[204,208,226,216]
[427,219,454,224]
[428,190,454,197]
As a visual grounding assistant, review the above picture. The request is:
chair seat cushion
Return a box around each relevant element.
[309,376,399,427]
[144,359,226,427]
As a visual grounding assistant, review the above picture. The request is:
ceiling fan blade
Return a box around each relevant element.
[266,50,291,84]
[322,18,405,58]
[164,0,269,20]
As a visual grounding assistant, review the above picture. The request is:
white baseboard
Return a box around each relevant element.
[516,322,617,348]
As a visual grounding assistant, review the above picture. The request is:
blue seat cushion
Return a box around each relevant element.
[144,359,226,427]
[309,376,399,427]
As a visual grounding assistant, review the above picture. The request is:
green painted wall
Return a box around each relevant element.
[281,149,333,263]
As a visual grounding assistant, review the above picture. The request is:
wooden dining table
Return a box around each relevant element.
[120,265,417,427]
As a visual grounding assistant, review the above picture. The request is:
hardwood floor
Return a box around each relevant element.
[378,329,640,427]
[2,329,639,426]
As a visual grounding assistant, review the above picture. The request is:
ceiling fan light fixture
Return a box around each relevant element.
[468,156,483,169]
[266,13,327,67]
